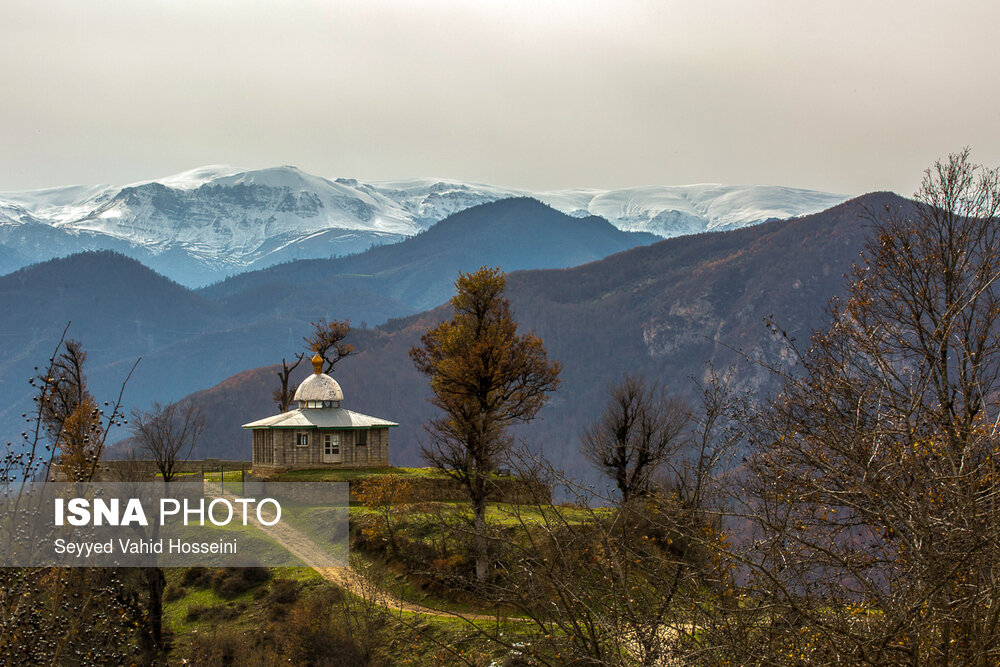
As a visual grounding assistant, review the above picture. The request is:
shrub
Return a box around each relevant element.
[181,566,213,588]
[278,588,373,666]
[210,567,271,598]
[187,628,283,666]
[163,584,186,603]
[185,603,241,622]
[269,578,300,605]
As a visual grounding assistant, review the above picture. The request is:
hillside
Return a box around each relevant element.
[0,199,660,446]
[0,252,222,430]
[202,197,658,311]
[165,192,912,475]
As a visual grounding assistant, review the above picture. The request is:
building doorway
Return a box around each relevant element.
[322,432,342,463]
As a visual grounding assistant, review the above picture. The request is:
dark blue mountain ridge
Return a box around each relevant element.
[200,197,659,312]
[0,198,658,446]
[123,192,915,479]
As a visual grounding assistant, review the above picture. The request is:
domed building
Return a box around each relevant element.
[243,354,397,472]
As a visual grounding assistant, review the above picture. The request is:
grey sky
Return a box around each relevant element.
[2,0,998,196]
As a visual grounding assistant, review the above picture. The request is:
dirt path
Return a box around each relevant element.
[205,485,498,620]
[256,513,501,620]
[250,513,434,614]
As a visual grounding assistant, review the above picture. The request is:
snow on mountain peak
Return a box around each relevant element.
[0,165,851,286]
[153,165,246,190]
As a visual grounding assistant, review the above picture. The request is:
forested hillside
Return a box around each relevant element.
[0,198,657,446]
[169,192,912,476]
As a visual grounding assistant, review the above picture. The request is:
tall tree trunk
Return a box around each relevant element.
[471,463,490,583]
[473,495,489,582]
[143,566,165,663]
[471,418,492,583]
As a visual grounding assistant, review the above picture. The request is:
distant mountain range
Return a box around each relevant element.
[0,198,664,444]
[0,165,849,286]
[164,192,913,474]
[109,192,912,477]
[202,197,659,313]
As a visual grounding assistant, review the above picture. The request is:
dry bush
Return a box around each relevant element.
[181,566,213,588]
[187,627,283,667]
[278,587,371,666]
[185,603,242,623]
[210,567,271,598]
[163,584,186,603]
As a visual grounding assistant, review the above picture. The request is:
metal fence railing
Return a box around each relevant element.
[202,463,246,495]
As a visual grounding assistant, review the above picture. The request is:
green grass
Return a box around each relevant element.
[347,500,603,621]
[154,471,199,479]
[368,499,601,525]
[350,500,601,560]
[159,494,581,664]
[271,466,450,483]
[163,572,258,633]
[162,562,513,664]
[487,502,600,526]
[159,478,605,663]
[163,565,327,656]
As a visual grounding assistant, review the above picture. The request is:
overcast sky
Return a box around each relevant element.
[2,0,998,196]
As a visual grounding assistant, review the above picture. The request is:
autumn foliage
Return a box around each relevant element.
[411,266,560,582]
[356,473,415,555]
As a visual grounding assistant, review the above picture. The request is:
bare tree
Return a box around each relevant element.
[455,370,739,666]
[0,332,153,665]
[273,353,305,413]
[108,448,156,482]
[130,401,205,482]
[37,338,89,441]
[713,149,1000,663]
[582,374,691,504]
[305,318,354,374]
[129,400,204,657]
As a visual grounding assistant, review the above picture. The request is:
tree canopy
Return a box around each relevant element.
[411,266,560,581]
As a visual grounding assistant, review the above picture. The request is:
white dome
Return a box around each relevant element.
[294,372,344,403]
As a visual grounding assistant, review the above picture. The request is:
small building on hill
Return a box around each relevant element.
[243,354,397,473]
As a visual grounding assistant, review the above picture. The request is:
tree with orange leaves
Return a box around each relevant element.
[355,473,415,555]
[37,339,106,482]
[56,396,103,482]
[411,267,560,582]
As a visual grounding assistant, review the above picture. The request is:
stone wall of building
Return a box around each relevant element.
[252,427,391,473]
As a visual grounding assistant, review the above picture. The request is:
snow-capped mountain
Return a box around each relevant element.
[0,165,849,286]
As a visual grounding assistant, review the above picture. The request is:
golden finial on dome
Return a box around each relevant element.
[311,353,323,374]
